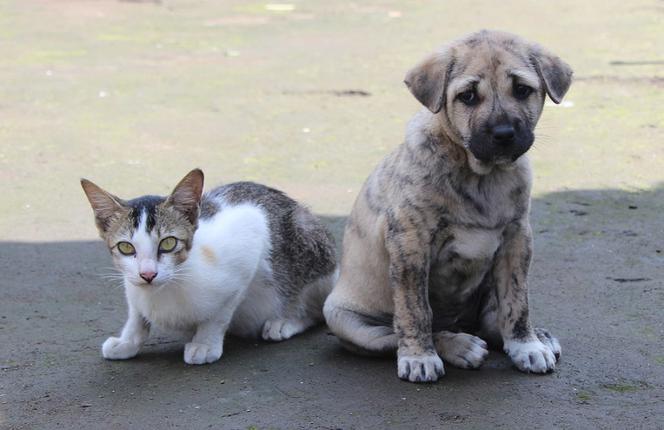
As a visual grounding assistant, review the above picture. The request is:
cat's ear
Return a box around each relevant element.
[80,179,127,233]
[166,169,204,224]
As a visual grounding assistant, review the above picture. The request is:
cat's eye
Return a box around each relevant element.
[117,241,136,256]
[513,83,533,100]
[159,236,178,253]
[457,89,479,106]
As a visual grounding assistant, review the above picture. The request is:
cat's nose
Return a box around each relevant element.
[140,271,157,283]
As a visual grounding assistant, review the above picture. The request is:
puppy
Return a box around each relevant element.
[324,30,572,382]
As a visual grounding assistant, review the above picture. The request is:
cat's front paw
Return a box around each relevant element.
[504,339,557,374]
[397,352,445,383]
[184,342,222,365]
[102,336,140,360]
[262,318,308,341]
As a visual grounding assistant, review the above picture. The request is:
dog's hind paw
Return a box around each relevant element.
[397,352,445,383]
[434,331,489,369]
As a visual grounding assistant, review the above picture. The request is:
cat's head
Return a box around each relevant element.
[81,169,204,288]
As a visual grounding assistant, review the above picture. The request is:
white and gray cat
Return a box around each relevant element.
[81,169,337,364]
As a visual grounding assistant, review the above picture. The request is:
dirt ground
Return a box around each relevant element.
[1,0,663,429]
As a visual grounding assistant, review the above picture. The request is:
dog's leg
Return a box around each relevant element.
[323,300,397,355]
[385,226,444,383]
[492,220,559,373]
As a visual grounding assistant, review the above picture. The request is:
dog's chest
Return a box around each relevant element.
[448,226,502,261]
[429,226,502,298]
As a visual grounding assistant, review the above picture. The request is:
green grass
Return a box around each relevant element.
[576,391,592,403]
[602,382,649,393]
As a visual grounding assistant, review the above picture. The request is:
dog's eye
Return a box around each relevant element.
[513,84,533,100]
[457,89,479,106]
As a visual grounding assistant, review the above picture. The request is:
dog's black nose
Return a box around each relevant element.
[492,124,515,144]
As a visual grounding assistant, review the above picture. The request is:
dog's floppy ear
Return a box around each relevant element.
[529,45,573,104]
[404,47,455,114]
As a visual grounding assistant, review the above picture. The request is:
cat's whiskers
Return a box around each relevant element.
[99,273,124,279]
[98,267,123,277]
[103,279,125,292]
[99,274,126,283]
[169,267,194,280]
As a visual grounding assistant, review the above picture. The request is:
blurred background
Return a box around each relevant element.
[1,1,663,429]
[1,0,662,240]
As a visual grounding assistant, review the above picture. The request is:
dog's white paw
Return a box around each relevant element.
[102,336,140,360]
[535,328,562,361]
[184,342,222,365]
[434,332,489,369]
[504,339,556,373]
[262,318,308,341]
[397,352,445,383]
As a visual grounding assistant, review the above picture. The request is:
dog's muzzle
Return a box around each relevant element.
[468,122,534,163]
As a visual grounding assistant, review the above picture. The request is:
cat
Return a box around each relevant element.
[81,169,337,365]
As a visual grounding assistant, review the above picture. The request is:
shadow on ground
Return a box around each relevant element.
[1,186,663,429]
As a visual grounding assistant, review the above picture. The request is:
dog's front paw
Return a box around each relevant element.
[102,336,139,360]
[184,342,222,365]
[535,327,562,361]
[504,339,556,373]
[397,352,445,383]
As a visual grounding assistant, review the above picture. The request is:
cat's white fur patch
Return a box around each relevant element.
[105,202,280,365]
[133,212,158,280]
[127,203,271,331]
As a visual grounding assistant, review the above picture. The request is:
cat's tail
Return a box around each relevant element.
[300,268,338,321]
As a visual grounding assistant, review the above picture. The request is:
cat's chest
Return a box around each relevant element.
[128,283,216,330]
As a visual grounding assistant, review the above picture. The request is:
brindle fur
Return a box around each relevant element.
[324,30,571,382]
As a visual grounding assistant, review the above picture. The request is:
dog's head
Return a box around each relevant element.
[405,30,572,168]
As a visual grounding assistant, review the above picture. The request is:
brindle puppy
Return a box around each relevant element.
[323,30,573,382]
